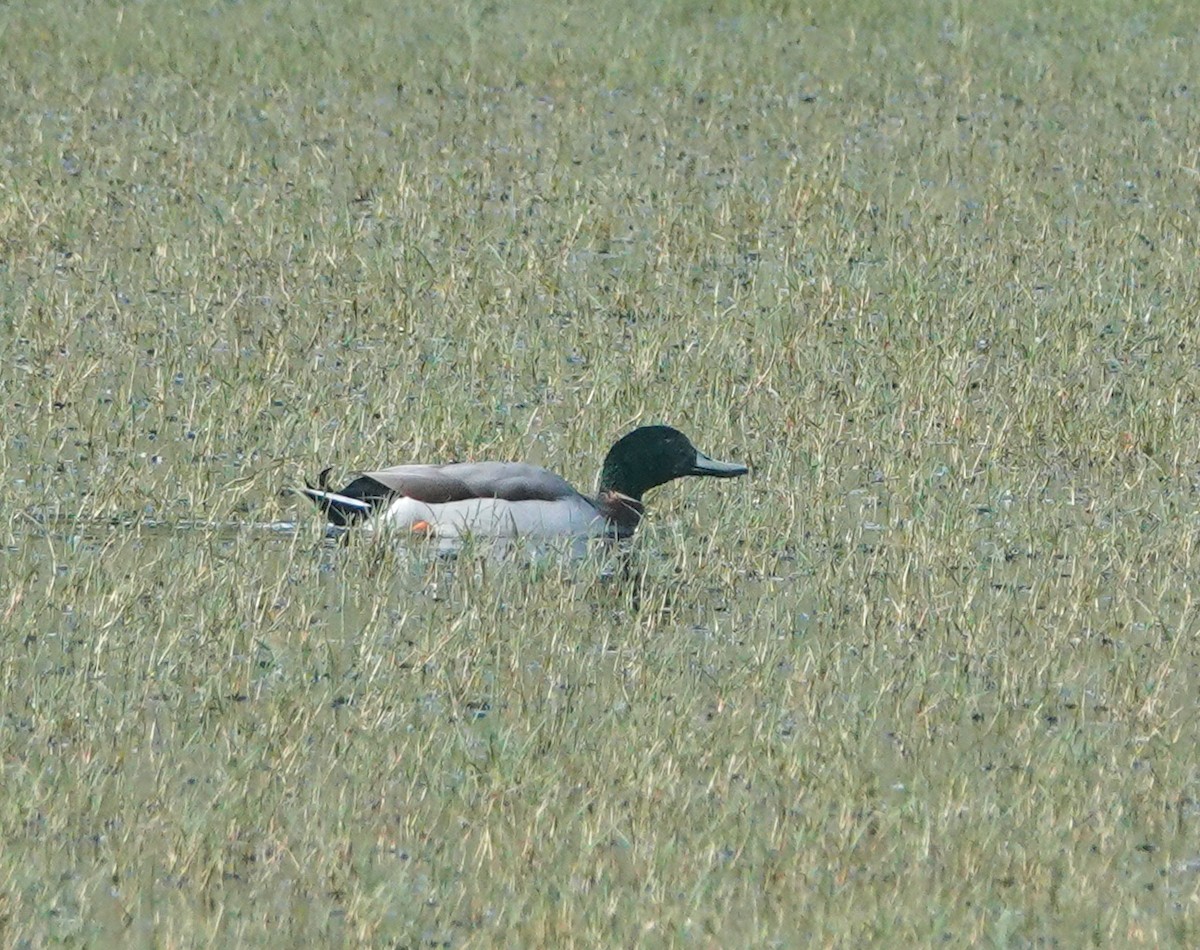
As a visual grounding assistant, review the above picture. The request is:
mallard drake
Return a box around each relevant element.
[297,425,748,542]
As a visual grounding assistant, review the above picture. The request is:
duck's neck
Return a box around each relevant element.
[595,490,645,536]
[598,454,658,502]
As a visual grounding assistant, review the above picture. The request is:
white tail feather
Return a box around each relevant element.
[296,487,373,512]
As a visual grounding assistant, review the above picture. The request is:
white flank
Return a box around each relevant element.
[372,495,606,539]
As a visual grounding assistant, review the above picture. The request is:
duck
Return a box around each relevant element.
[296,425,748,542]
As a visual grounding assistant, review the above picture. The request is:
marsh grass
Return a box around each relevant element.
[3,0,1200,944]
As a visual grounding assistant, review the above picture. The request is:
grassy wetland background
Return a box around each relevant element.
[3,0,1200,944]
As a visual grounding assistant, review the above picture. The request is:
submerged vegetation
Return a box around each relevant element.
[2,0,1199,944]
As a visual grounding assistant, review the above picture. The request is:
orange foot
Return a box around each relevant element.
[411,520,433,536]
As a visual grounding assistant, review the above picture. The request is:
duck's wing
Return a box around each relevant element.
[298,461,586,527]
[353,461,579,504]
